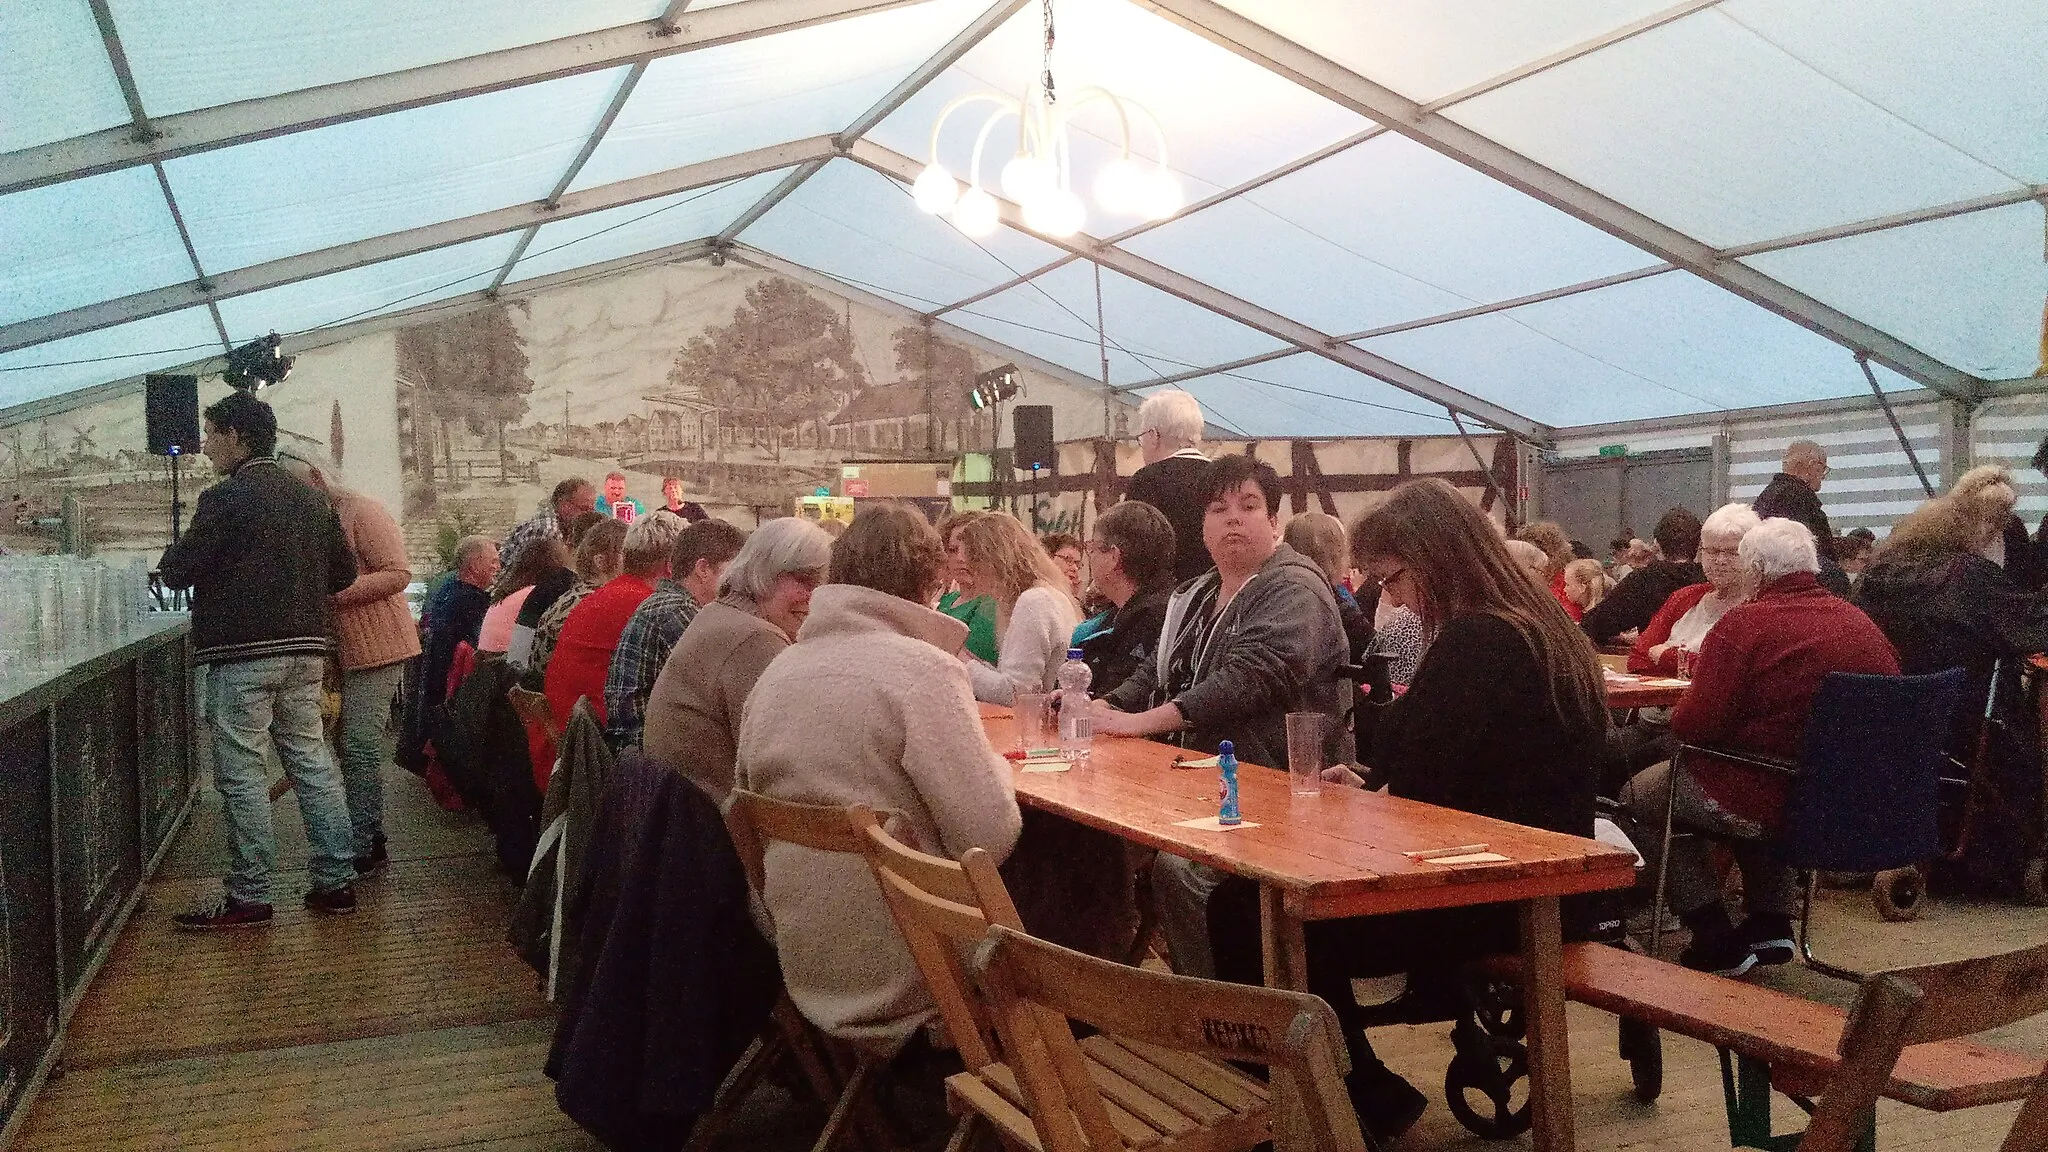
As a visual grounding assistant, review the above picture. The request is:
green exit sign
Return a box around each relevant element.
[1597,444,1629,458]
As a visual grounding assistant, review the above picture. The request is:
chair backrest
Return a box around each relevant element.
[972,924,1368,1152]
[1799,940,2048,1151]
[507,685,560,744]
[722,789,875,902]
[857,818,1027,1072]
[1778,668,1966,872]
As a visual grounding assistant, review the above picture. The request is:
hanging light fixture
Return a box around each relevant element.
[914,0,1181,239]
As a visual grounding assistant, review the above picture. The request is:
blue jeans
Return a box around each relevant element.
[339,661,404,857]
[207,654,356,903]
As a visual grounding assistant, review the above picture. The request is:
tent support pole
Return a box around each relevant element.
[1860,353,1936,497]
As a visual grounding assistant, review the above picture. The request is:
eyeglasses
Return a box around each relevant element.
[1368,566,1408,591]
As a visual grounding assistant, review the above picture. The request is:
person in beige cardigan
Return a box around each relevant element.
[276,445,419,876]
[735,504,1021,1055]
[643,516,832,804]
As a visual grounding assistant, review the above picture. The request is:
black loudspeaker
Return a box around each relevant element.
[1014,405,1055,471]
[145,374,201,455]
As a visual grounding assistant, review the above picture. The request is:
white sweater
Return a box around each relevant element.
[969,584,1081,705]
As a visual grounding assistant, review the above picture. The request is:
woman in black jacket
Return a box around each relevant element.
[1855,469,2048,893]
[1208,479,1607,1141]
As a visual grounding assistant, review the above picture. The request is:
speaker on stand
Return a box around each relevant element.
[145,374,201,608]
[1013,404,1055,533]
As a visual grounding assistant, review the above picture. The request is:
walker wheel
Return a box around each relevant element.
[1445,1041,1531,1140]
[2023,858,2048,907]
[1618,1018,1662,1102]
[1872,866,1924,922]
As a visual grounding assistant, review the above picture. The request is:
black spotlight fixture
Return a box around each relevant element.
[223,332,294,391]
[968,363,1020,410]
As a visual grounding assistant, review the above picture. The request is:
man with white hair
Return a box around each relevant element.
[276,444,419,877]
[602,517,747,748]
[1620,517,1898,976]
[1124,389,1214,584]
[1754,440,1849,595]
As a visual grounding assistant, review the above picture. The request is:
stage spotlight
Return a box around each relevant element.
[968,363,1020,410]
[223,332,294,391]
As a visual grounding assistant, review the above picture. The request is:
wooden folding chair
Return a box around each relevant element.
[507,685,560,745]
[858,816,1366,1152]
[1797,940,2048,1151]
[723,790,900,1152]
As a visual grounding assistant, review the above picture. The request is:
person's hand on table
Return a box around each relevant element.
[1090,697,1183,739]
[1645,642,1673,664]
[1320,763,1367,789]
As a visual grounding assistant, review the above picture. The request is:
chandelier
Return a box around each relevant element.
[912,0,1181,239]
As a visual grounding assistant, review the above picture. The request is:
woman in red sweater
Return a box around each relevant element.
[1628,503,1762,673]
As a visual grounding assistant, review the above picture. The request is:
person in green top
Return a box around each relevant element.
[936,509,1000,664]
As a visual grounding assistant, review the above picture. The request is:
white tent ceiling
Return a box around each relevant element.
[2,0,2043,440]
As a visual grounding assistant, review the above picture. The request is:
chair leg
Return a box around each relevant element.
[1650,754,1682,960]
[942,1114,986,1152]
[684,1030,784,1152]
[812,1058,877,1152]
[1797,870,1865,983]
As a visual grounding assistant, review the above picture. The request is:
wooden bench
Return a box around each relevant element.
[1488,943,2046,1149]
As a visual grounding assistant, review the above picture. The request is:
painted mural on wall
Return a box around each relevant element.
[0,261,1128,570]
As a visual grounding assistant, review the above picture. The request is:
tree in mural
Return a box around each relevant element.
[394,301,533,485]
[892,326,983,453]
[667,278,867,463]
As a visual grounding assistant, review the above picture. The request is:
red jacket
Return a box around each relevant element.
[1671,572,1899,826]
[1628,582,1713,674]
[545,574,656,738]
[1551,572,1583,622]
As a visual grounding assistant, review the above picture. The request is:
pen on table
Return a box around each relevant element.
[1403,843,1488,860]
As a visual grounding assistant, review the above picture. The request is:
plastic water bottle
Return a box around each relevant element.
[1057,648,1093,761]
[1218,740,1242,826]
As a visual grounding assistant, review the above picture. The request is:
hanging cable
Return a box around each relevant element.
[1858,352,1936,497]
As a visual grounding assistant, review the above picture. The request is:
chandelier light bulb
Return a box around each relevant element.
[912,164,960,215]
[1138,167,1183,222]
[1093,157,1146,216]
[1022,188,1085,238]
[999,154,1058,206]
[951,187,1000,236]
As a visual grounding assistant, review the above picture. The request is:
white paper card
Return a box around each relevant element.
[1020,759,1070,773]
[1422,851,1511,865]
[1172,817,1262,832]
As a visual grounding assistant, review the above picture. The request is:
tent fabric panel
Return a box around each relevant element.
[741,159,1069,310]
[0,307,221,410]
[0,167,195,328]
[1357,270,1922,426]
[1204,0,1685,106]
[0,0,132,154]
[1719,0,2048,185]
[1153,352,1465,438]
[104,0,668,118]
[869,0,1369,211]
[1121,131,1657,335]
[1743,202,2048,380]
[1446,9,2025,248]
[509,170,792,283]
[161,69,624,273]
[568,0,995,194]
[215,235,521,343]
[950,260,1288,385]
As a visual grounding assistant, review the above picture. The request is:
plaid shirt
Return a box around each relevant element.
[493,511,559,598]
[603,579,700,746]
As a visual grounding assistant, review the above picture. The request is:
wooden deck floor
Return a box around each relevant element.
[12,756,2047,1151]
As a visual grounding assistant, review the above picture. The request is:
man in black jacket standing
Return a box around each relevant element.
[1581,506,1705,645]
[1123,389,1213,585]
[1753,440,1850,594]
[159,390,360,929]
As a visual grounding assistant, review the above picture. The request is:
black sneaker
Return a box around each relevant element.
[353,834,389,878]
[1739,915,1795,967]
[1346,1063,1428,1143]
[304,884,358,915]
[173,895,274,931]
[1678,933,1757,978]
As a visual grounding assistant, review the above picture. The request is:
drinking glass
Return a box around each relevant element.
[1286,712,1326,796]
[1014,692,1050,751]
[1675,647,1698,679]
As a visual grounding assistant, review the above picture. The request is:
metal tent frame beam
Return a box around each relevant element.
[1133,0,1982,404]
[0,0,922,196]
[848,140,1548,439]
[0,136,837,354]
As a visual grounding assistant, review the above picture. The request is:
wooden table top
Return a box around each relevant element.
[1603,672,1689,710]
[982,706,1635,922]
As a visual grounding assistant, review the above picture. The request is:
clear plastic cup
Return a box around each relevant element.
[1286,712,1327,796]
[1014,691,1050,751]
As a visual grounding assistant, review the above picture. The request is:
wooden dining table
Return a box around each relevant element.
[979,704,1637,1152]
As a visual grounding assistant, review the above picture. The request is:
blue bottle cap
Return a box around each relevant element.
[1218,740,1234,757]
[1066,648,1084,659]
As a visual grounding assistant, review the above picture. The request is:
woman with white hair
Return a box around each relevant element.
[1628,503,1762,675]
[1621,517,1900,975]
[643,516,833,806]
[1125,389,1214,584]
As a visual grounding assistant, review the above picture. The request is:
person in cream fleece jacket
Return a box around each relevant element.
[734,504,1021,1054]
